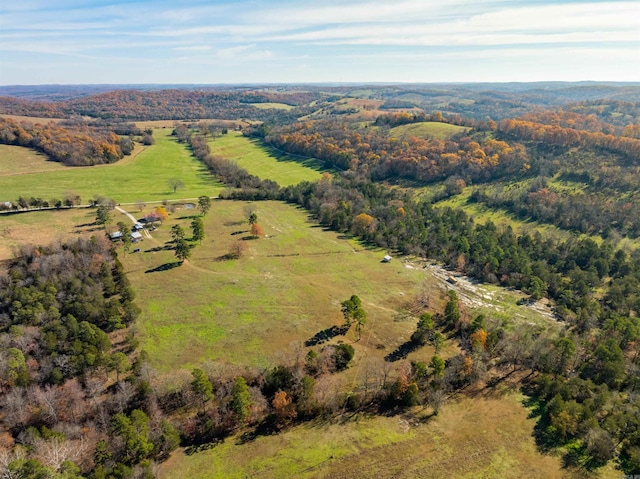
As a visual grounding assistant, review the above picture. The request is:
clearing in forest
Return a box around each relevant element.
[208,132,328,186]
[389,122,470,141]
[250,102,295,110]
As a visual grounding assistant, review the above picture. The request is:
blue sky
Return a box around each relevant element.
[0,0,638,85]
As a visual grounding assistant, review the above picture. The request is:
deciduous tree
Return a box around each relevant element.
[168,178,185,194]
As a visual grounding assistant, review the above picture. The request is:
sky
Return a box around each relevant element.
[0,0,638,85]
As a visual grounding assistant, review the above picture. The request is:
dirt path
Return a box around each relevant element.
[408,260,558,324]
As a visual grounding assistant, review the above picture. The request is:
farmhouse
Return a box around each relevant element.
[131,231,143,242]
[109,231,123,241]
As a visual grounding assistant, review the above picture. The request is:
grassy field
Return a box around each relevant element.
[124,200,439,371]
[208,132,327,186]
[0,144,66,176]
[0,207,98,261]
[0,129,223,203]
[250,102,295,110]
[389,122,470,141]
[158,390,590,479]
[119,199,559,372]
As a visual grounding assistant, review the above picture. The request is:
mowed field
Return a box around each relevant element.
[389,122,470,141]
[0,129,222,204]
[159,390,581,479]
[122,200,442,371]
[208,132,327,186]
[0,144,67,176]
[0,207,98,261]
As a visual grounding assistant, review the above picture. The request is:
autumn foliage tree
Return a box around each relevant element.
[250,223,264,238]
[272,390,297,427]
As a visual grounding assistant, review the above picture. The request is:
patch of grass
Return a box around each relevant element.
[250,102,294,110]
[0,145,65,176]
[158,392,575,479]
[0,208,102,260]
[0,129,223,203]
[208,132,328,186]
[389,122,470,141]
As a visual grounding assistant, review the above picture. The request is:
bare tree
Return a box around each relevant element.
[168,178,185,194]
[34,436,87,472]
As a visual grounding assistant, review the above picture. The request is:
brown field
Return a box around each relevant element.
[0,114,65,124]
[158,387,608,479]
[0,208,100,261]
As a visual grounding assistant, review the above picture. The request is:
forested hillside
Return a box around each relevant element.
[0,117,133,166]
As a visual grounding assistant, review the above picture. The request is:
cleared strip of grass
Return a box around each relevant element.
[0,129,223,203]
[436,187,640,250]
[250,102,294,110]
[390,122,470,141]
[208,132,327,186]
[0,145,66,176]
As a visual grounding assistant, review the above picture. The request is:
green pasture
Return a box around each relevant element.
[0,145,66,177]
[208,132,328,186]
[122,199,559,372]
[250,102,294,110]
[389,122,470,141]
[0,129,222,204]
[124,200,436,371]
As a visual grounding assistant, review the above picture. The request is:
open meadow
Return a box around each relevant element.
[0,144,67,176]
[389,122,470,141]
[114,199,558,372]
[121,200,442,370]
[208,132,328,186]
[0,207,98,260]
[157,389,600,479]
[0,129,223,204]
